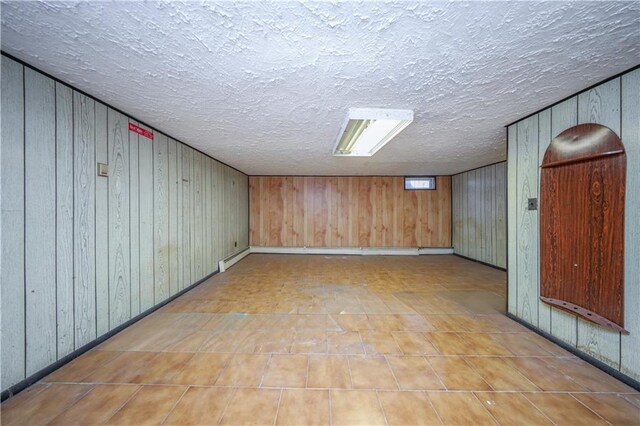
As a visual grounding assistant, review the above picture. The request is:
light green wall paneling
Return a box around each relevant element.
[536,109,552,334]
[0,55,250,392]
[508,68,640,381]
[55,83,74,359]
[515,115,539,326]
[1,56,25,389]
[507,125,518,314]
[452,162,506,269]
[24,67,57,376]
[108,108,131,329]
[129,121,141,317]
[621,69,640,382]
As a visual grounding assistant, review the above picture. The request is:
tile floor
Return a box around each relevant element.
[2,254,639,425]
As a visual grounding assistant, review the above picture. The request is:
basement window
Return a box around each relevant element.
[404,176,436,190]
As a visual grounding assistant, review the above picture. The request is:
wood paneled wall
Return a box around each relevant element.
[0,55,249,392]
[452,162,506,268]
[507,68,640,381]
[249,176,451,248]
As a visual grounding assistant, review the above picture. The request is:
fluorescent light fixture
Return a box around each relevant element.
[333,108,413,156]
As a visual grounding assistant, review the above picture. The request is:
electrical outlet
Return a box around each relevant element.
[98,163,109,177]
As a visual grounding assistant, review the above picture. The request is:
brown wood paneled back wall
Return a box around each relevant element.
[249,176,451,248]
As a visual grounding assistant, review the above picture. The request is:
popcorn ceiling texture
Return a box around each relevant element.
[2,1,639,175]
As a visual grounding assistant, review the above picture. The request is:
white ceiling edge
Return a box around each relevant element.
[2,1,639,176]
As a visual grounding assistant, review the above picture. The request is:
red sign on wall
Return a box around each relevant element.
[128,122,154,140]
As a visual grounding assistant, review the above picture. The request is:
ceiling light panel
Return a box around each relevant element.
[334,108,413,156]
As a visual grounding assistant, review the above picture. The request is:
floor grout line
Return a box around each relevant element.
[159,385,190,426]
[99,384,143,425]
[215,386,238,426]
[272,388,284,426]
[5,257,638,424]
[568,392,613,425]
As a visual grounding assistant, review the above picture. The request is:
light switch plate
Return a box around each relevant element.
[98,163,109,177]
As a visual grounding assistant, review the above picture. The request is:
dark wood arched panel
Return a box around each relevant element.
[540,123,627,333]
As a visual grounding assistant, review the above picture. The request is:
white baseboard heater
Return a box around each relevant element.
[218,247,251,272]
[249,246,453,256]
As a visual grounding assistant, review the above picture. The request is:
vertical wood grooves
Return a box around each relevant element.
[1,56,25,387]
[250,176,451,248]
[452,162,506,268]
[508,70,640,381]
[0,55,250,393]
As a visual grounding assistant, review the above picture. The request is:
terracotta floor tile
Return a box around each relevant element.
[524,393,608,425]
[171,353,231,385]
[361,330,403,355]
[105,385,186,425]
[467,314,530,333]
[423,315,471,332]
[49,384,139,425]
[291,329,327,354]
[330,390,387,425]
[386,356,445,390]
[488,333,554,356]
[465,357,539,391]
[427,392,497,425]
[548,357,638,393]
[571,392,640,425]
[275,389,330,426]
[0,384,49,414]
[1,384,93,426]
[327,331,365,354]
[3,255,635,426]
[164,330,211,352]
[43,350,124,383]
[130,352,195,384]
[219,388,281,426]
[392,331,439,355]
[620,393,640,409]
[475,392,553,425]
[425,332,471,355]
[237,329,293,353]
[262,354,309,388]
[133,328,197,352]
[427,357,492,391]
[394,314,434,332]
[378,390,442,425]
[200,330,251,353]
[83,351,158,383]
[348,355,398,390]
[215,353,270,387]
[459,333,513,355]
[164,386,235,425]
[332,314,373,331]
[503,357,586,391]
[367,314,406,331]
[200,313,248,331]
[307,355,352,389]
[524,333,573,356]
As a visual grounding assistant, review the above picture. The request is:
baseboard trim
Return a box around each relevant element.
[219,247,251,272]
[249,246,454,256]
[453,252,506,271]
[0,269,220,402]
[506,312,640,392]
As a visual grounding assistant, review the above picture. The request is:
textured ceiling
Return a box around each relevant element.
[2,1,639,175]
